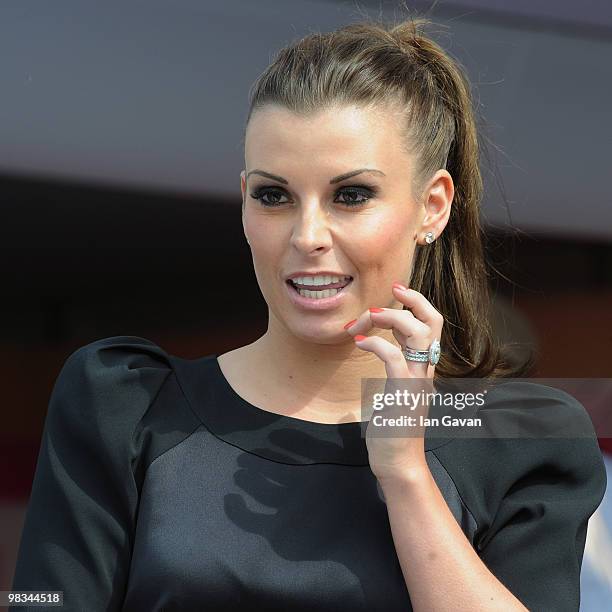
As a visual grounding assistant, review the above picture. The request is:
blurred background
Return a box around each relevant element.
[1,1,611,609]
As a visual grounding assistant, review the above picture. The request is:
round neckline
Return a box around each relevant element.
[213,354,371,429]
[168,351,456,466]
[168,352,372,466]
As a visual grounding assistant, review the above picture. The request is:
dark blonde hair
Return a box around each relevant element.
[243,14,535,379]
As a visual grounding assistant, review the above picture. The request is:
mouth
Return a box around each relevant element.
[286,276,353,299]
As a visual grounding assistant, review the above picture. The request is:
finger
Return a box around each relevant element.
[392,285,444,327]
[343,305,420,337]
[352,334,409,380]
[354,332,431,379]
[353,335,431,408]
[342,307,377,335]
[367,308,430,349]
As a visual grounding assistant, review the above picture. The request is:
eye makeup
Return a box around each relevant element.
[249,184,379,208]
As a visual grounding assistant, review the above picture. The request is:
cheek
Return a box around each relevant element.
[244,213,284,250]
[347,215,412,264]
[244,214,288,285]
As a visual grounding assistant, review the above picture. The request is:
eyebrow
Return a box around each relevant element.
[246,168,386,184]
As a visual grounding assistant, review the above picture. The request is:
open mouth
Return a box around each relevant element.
[286,276,353,299]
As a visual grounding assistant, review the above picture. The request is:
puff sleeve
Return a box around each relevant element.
[10,336,172,611]
[459,384,607,611]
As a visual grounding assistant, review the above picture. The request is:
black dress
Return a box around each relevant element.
[10,336,607,611]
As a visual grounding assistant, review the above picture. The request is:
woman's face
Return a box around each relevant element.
[241,102,451,344]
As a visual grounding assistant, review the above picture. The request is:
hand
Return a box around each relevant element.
[342,282,444,482]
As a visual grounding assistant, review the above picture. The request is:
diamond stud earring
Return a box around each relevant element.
[425,232,435,244]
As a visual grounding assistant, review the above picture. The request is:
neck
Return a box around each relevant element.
[244,314,394,423]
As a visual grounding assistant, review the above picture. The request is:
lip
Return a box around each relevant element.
[285,271,353,281]
[285,277,353,311]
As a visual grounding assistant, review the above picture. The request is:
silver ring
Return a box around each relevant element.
[402,339,441,366]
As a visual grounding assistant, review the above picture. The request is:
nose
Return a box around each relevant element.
[289,201,334,254]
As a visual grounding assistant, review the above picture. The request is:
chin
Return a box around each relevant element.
[286,318,349,343]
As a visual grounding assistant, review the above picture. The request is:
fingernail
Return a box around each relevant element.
[392,282,408,291]
[369,308,384,313]
[354,335,367,341]
[343,319,357,330]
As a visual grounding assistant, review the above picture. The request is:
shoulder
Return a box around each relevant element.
[432,381,607,521]
[481,379,590,417]
[59,334,173,397]
[49,335,175,450]
[64,334,172,379]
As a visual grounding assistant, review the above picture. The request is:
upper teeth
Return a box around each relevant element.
[291,275,351,286]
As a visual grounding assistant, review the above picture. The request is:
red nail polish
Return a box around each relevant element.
[392,282,408,291]
[354,335,367,341]
[343,319,357,330]
[369,308,384,313]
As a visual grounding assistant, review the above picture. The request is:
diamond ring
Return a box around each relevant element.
[402,338,441,366]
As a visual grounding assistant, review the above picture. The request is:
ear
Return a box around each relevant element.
[417,169,454,244]
[240,170,246,210]
[240,170,249,245]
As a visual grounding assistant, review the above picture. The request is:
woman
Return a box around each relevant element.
[11,16,606,612]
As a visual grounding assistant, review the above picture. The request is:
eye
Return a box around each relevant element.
[336,187,375,206]
[249,188,289,207]
[249,185,377,208]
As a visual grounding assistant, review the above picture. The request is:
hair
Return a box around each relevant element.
[242,11,536,380]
